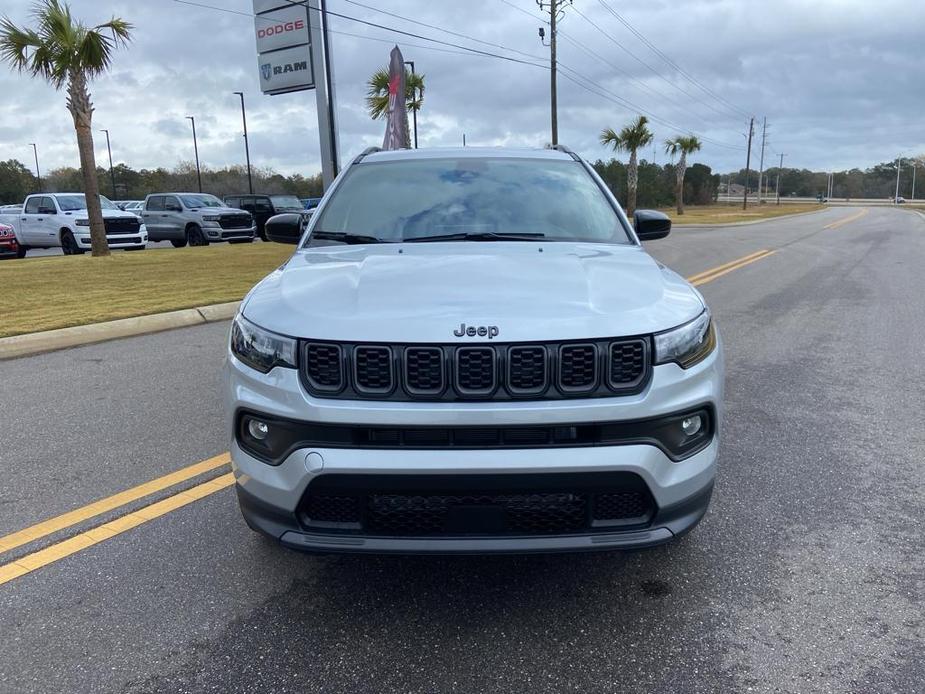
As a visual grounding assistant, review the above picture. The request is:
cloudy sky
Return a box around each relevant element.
[1,0,923,179]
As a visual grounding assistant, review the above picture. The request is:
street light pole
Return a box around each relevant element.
[233,92,253,193]
[100,129,116,199]
[403,60,418,149]
[186,116,202,193]
[29,143,41,191]
[911,161,918,202]
[775,152,786,205]
[894,156,902,203]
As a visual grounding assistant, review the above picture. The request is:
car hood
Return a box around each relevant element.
[242,242,704,342]
[195,206,248,215]
[69,209,141,219]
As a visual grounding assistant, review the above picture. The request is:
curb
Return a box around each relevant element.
[672,207,830,229]
[0,301,240,361]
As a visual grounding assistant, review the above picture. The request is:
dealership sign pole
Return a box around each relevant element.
[253,0,339,189]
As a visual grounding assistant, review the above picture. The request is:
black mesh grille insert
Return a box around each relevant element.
[304,343,343,392]
[609,340,647,387]
[104,217,140,234]
[354,346,393,393]
[508,346,547,394]
[367,492,588,536]
[298,473,657,537]
[593,491,652,522]
[559,344,598,391]
[404,347,444,395]
[456,347,496,395]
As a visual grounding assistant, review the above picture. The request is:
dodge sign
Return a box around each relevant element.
[254,4,310,54]
[253,0,314,95]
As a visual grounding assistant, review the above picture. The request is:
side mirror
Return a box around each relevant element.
[265,212,304,244]
[634,210,671,241]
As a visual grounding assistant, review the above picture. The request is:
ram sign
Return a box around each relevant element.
[253,0,314,95]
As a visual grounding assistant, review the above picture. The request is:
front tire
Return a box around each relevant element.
[170,238,188,248]
[187,225,208,247]
[16,245,27,259]
[61,230,84,255]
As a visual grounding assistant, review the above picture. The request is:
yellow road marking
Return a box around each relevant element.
[688,250,776,287]
[684,250,772,283]
[0,472,235,586]
[0,452,230,556]
[823,208,868,229]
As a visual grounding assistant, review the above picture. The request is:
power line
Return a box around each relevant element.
[595,0,752,120]
[570,4,745,124]
[172,0,548,69]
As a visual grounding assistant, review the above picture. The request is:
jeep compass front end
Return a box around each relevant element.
[224,146,723,554]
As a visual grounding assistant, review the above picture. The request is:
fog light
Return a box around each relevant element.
[248,419,269,440]
[681,415,702,437]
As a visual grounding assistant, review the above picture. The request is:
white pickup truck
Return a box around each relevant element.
[0,193,148,257]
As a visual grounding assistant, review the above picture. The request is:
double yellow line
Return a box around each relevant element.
[687,249,775,286]
[0,247,779,587]
[823,207,868,229]
[0,454,233,585]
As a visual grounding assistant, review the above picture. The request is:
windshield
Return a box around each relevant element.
[55,195,119,211]
[311,158,630,245]
[270,195,303,210]
[180,194,224,208]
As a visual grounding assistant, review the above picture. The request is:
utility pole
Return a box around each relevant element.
[911,160,918,202]
[29,143,41,191]
[756,117,767,204]
[233,92,253,194]
[742,117,754,210]
[775,153,786,204]
[538,0,571,146]
[186,116,202,193]
[100,129,116,199]
[403,60,418,148]
[894,156,902,203]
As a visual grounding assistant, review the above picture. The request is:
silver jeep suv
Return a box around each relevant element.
[224,146,723,554]
[142,193,255,247]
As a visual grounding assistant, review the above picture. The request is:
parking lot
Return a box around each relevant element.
[1,206,923,693]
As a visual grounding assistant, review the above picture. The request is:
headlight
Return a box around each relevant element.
[654,309,716,369]
[202,214,220,222]
[75,219,90,226]
[230,315,297,373]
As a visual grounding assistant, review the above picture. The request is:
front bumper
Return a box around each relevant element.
[0,239,18,258]
[225,335,723,554]
[77,231,148,248]
[204,224,256,241]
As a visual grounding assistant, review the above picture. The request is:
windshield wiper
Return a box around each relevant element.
[403,232,546,243]
[311,231,387,245]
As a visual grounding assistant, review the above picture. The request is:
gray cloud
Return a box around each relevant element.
[0,0,923,180]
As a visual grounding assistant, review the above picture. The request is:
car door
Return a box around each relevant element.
[39,196,62,244]
[143,196,164,239]
[163,196,184,238]
[20,196,42,245]
[254,197,273,235]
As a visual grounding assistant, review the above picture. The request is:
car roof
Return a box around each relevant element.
[359,146,577,163]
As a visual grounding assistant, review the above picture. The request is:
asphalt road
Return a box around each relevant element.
[1,206,923,693]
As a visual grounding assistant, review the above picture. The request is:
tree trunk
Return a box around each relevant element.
[627,149,638,217]
[67,71,109,257]
[676,152,687,215]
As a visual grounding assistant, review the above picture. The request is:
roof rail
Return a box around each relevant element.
[355,146,382,163]
[545,143,580,161]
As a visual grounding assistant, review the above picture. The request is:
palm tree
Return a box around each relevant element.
[599,115,654,216]
[664,135,703,215]
[1,0,132,257]
[366,67,425,148]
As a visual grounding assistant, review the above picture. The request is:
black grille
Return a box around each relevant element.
[219,214,252,230]
[303,343,344,392]
[593,491,652,522]
[609,340,647,388]
[404,347,444,395]
[107,236,142,245]
[508,346,547,394]
[298,473,656,537]
[354,346,393,394]
[559,344,598,392]
[104,218,140,234]
[298,338,651,401]
[455,347,496,395]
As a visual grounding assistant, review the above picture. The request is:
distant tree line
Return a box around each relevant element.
[726,158,924,199]
[0,158,324,205]
[592,158,718,210]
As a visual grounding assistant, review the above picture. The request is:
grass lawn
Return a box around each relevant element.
[658,203,825,225]
[0,243,294,338]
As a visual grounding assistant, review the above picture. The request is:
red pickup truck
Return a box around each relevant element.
[0,222,20,259]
